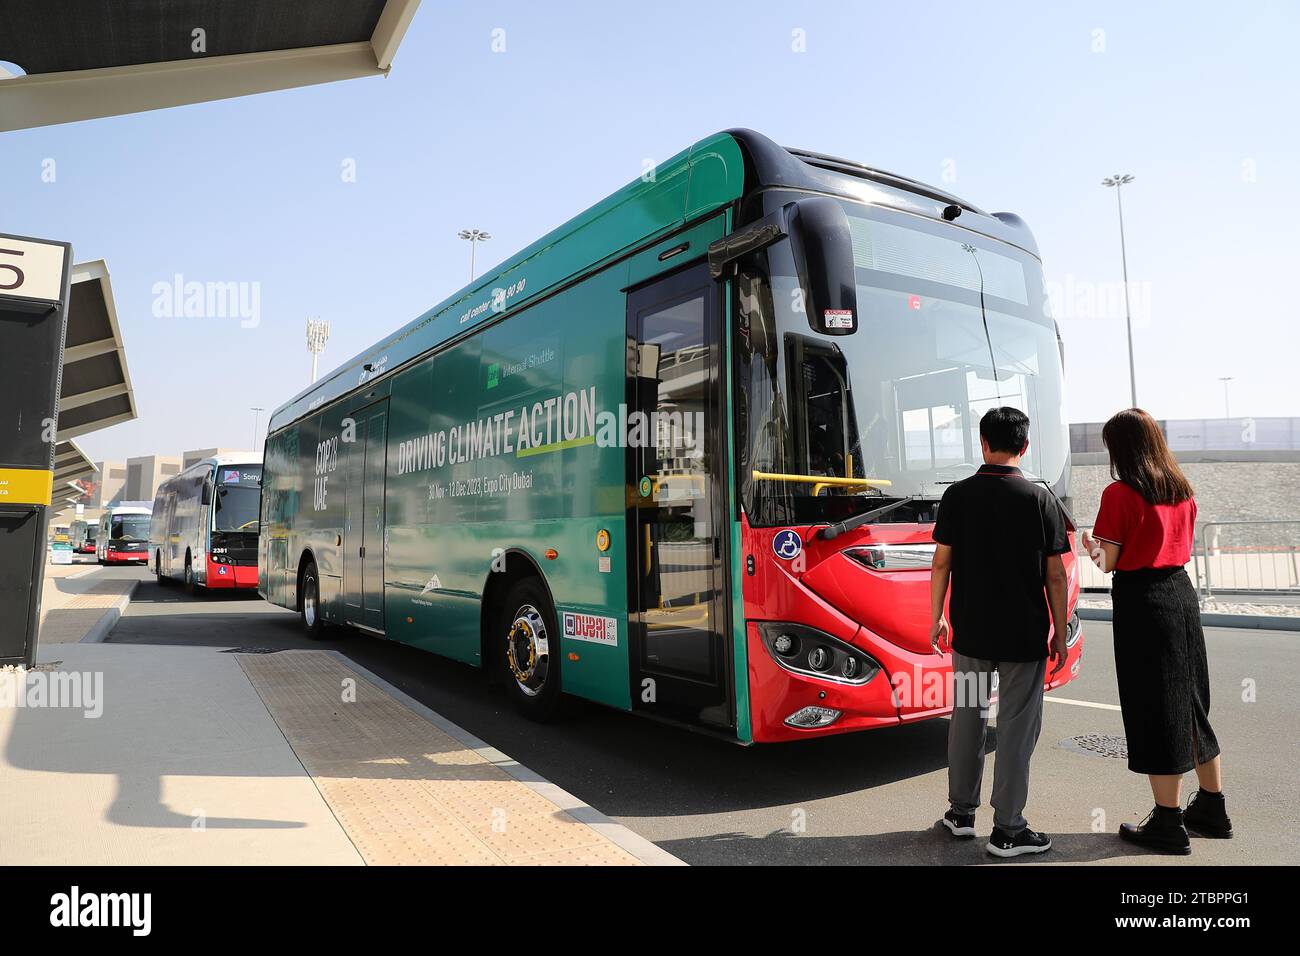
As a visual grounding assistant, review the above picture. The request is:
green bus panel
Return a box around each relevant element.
[262,132,750,718]
[383,265,631,707]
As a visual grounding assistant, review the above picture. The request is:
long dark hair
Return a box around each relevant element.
[1101,408,1194,505]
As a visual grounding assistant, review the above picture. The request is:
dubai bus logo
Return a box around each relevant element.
[562,612,618,647]
[486,363,500,389]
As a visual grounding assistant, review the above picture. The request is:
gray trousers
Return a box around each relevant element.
[947,652,1047,833]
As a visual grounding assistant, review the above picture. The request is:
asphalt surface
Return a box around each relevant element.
[96,564,1296,865]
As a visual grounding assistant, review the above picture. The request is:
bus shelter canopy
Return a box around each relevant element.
[53,439,96,488]
[0,0,420,131]
[58,260,137,441]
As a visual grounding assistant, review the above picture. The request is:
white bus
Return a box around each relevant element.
[150,455,262,591]
[96,504,153,565]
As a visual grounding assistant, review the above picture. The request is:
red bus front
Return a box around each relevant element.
[730,192,1081,742]
[205,464,262,589]
[742,518,1083,742]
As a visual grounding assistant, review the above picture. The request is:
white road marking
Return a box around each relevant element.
[68,567,102,580]
[1045,695,1122,712]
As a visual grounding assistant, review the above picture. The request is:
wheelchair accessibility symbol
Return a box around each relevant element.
[772,529,803,561]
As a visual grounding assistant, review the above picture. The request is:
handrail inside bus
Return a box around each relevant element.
[751,470,893,495]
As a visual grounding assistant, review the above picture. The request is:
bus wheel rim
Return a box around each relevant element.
[304,579,317,627]
[506,604,549,697]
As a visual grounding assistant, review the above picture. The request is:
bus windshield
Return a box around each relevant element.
[213,481,261,532]
[111,515,151,541]
[735,201,1068,527]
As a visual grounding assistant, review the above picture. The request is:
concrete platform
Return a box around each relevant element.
[1,642,363,865]
[38,563,137,644]
[2,588,678,865]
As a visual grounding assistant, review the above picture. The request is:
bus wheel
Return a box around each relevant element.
[301,560,326,640]
[183,555,199,595]
[500,579,562,721]
[155,553,169,587]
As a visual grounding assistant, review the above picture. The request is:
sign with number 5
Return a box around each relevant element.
[0,235,70,303]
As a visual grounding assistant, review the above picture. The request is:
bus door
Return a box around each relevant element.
[344,400,389,633]
[161,493,177,576]
[625,262,733,730]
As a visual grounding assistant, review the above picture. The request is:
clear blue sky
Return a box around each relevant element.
[3,0,1297,463]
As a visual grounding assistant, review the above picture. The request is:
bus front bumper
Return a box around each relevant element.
[104,550,149,564]
[746,617,1085,744]
[205,559,258,589]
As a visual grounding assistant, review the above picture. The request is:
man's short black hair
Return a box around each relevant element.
[980,406,1030,454]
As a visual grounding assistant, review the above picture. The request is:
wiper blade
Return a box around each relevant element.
[819,496,916,541]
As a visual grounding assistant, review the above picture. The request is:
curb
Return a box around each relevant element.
[325,650,686,867]
[1079,606,1300,631]
[78,581,139,643]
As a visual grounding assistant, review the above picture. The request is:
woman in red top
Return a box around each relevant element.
[1082,409,1231,855]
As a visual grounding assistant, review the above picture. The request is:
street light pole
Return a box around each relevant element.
[1218,376,1233,418]
[250,407,264,450]
[1102,174,1138,408]
[458,229,491,281]
[306,317,331,385]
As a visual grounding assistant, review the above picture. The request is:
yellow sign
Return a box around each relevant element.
[0,468,54,506]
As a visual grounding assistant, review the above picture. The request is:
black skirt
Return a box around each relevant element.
[1111,566,1221,775]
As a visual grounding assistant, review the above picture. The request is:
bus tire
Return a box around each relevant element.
[499,578,562,721]
[155,553,169,587]
[301,560,327,640]
[183,553,200,595]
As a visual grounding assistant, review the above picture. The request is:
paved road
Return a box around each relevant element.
[99,565,1296,865]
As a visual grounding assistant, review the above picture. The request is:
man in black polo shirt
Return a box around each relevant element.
[930,406,1070,857]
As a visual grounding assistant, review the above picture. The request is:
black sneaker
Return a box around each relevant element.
[986,826,1052,857]
[942,809,976,837]
[1183,790,1234,839]
[1119,805,1192,855]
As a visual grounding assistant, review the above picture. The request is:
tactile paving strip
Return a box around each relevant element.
[237,650,641,866]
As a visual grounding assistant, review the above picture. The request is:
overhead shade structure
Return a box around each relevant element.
[53,439,97,488]
[0,0,421,132]
[50,442,97,523]
[58,260,137,440]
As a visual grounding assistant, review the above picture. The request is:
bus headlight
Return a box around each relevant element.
[757,622,881,686]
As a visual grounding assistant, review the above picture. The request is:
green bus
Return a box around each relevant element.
[259,129,1083,743]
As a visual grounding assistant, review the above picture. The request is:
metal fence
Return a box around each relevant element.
[1076,520,1300,600]
[1196,520,1300,598]
[1071,417,1300,454]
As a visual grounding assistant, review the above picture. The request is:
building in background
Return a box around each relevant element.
[124,455,183,502]
[183,448,258,470]
[1072,416,1300,463]
[88,460,128,508]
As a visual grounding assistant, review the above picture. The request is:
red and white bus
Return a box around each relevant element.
[150,455,262,591]
[96,504,152,565]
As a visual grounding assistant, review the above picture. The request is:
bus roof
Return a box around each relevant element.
[266,129,1039,434]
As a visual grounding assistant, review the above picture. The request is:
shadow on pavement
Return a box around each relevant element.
[656,823,1157,866]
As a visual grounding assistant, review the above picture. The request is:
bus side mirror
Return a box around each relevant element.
[201,482,212,506]
[785,196,858,336]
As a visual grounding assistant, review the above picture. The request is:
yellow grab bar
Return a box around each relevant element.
[751,470,893,496]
